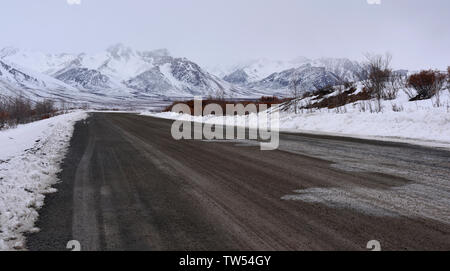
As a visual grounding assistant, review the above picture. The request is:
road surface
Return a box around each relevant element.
[26,113,450,251]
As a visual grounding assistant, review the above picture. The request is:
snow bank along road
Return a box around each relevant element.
[27,113,450,250]
[0,111,87,250]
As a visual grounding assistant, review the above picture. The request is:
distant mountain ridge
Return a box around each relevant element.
[1,44,375,105]
[0,44,251,103]
[249,64,341,94]
[219,57,364,93]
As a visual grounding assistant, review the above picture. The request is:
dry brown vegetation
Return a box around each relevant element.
[447,66,450,89]
[164,96,290,116]
[0,95,57,129]
[407,70,446,100]
[303,87,371,110]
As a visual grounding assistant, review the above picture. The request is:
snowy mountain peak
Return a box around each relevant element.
[106,43,135,61]
[0,46,20,58]
[223,69,249,84]
[140,48,170,58]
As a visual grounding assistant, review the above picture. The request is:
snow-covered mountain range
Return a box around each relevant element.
[1,44,369,106]
[218,57,363,87]
[0,44,251,106]
[249,64,341,93]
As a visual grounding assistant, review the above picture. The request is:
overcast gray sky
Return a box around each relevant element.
[1,0,449,70]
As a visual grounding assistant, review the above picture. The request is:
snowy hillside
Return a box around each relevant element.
[0,59,89,102]
[146,86,450,148]
[0,60,71,90]
[276,89,450,145]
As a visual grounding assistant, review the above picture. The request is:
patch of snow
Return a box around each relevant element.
[281,181,450,224]
[0,111,87,250]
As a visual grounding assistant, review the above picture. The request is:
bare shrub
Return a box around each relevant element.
[289,74,302,114]
[9,96,32,125]
[384,72,405,100]
[35,99,55,118]
[0,95,58,130]
[447,66,450,91]
[359,53,392,100]
[407,70,446,100]
[0,96,8,129]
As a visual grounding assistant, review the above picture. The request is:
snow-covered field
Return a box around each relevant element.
[0,111,87,250]
[143,90,450,149]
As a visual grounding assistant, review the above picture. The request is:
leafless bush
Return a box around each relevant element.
[9,96,32,125]
[0,96,9,129]
[0,95,57,130]
[359,53,393,100]
[447,66,450,91]
[289,74,302,114]
[384,73,405,100]
[407,70,446,101]
[35,99,55,116]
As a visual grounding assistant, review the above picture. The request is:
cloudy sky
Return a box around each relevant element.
[1,0,449,70]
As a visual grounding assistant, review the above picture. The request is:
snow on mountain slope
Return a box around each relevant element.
[223,69,249,85]
[0,60,44,89]
[126,58,255,97]
[220,57,363,90]
[221,57,311,84]
[0,59,152,108]
[55,68,113,90]
[96,44,155,81]
[2,45,365,100]
[0,59,81,96]
[125,66,172,94]
[249,64,341,95]
[1,44,247,98]
[0,47,76,76]
[310,58,363,82]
